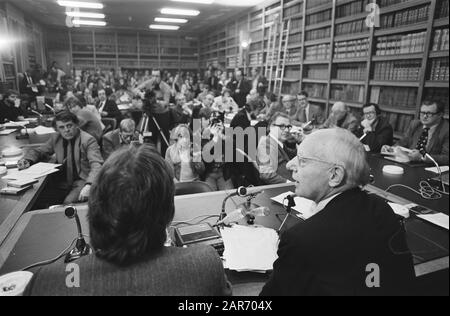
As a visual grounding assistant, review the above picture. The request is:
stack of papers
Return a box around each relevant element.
[425,166,450,174]
[34,126,56,135]
[417,213,449,230]
[271,191,316,220]
[2,162,61,181]
[221,225,279,272]
[0,129,17,136]
[388,202,410,218]
[3,121,29,128]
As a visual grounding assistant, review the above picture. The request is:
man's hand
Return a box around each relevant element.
[381,145,393,154]
[361,119,373,133]
[17,159,31,170]
[408,149,423,162]
[78,184,91,202]
[101,111,108,117]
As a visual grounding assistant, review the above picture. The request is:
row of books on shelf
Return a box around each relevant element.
[380,4,429,29]
[283,3,303,17]
[249,53,263,66]
[429,58,449,81]
[305,27,331,41]
[284,69,301,79]
[335,64,367,81]
[371,86,417,109]
[305,65,329,79]
[288,33,303,45]
[432,29,449,51]
[335,19,368,36]
[435,0,449,19]
[303,83,327,99]
[306,9,332,26]
[378,0,412,7]
[334,39,370,59]
[305,44,331,60]
[286,49,302,64]
[330,85,365,103]
[306,0,328,9]
[372,60,421,81]
[336,0,370,18]
[384,112,414,135]
[290,18,303,30]
[375,32,427,56]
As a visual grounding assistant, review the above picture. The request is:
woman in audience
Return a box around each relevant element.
[166,124,205,182]
[25,144,231,296]
[212,88,238,113]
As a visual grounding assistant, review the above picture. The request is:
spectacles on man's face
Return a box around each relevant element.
[273,124,292,131]
[420,111,439,118]
[296,155,344,169]
[363,111,377,117]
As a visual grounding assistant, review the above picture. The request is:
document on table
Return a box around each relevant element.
[0,129,17,135]
[425,166,450,174]
[2,162,61,180]
[221,225,279,272]
[2,121,29,128]
[271,191,316,220]
[34,126,56,135]
[417,213,449,230]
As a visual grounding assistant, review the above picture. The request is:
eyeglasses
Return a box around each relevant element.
[420,111,439,117]
[296,155,344,169]
[363,111,377,117]
[273,124,292,131]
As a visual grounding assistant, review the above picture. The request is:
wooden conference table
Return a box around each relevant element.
[0,154,448,295]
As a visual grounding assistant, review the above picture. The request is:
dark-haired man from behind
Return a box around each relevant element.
[25,145,231,296]
[358,103,393,153]
[18,111,103,205]
[384,100,449,165]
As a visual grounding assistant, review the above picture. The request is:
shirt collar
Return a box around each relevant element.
[310,193,342,217]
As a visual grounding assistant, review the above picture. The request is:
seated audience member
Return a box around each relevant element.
[257,92,277,120]
[166,124,205,182]
[202,92,215,109]
[96,88,122,123]
[270,94,302,126]
[257,113,294,184]
[322,101,360,134]
[261,128,415,296]
[65,96,104,143]
[232,70,251,108]
[25,145,231,296]
[0,90,24,123]
[247,89,266,118]
[18,111,103,205]
[251,67,268,97]
[230,102,253,130]
[358,103,393,153]
[171,93,193,126]
[102,118,138,160]
[213,88,238,113]
[385,100,449,165]
[297,91,325,126]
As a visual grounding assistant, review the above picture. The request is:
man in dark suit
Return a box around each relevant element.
[261,128,415,296]
[19,69,38,98]
[358,103,393,153]
[96,88,122,124]
[296,90,325,126]
[385,100,449,165]
[25,145,231,296]
[230,103,252,130]
[232,70,251,108]
[18,111,103,205]
[321,101,360,135]
[0,90,25,123]
[102,118,138,160]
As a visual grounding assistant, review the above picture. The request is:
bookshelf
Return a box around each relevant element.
[199,0,449,136]
[46,28,200,74]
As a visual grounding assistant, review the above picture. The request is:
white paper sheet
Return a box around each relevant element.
[425,166,450,174]
[2,162,61,180]
[388,202,410,218]
[221,225,279,272]
[271,191,316,220]
[417,213,449,230]
[2,121,29,128]
[0,129,17,135]
[34,126,56,135]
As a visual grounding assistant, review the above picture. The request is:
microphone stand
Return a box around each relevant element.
[425,153,447,194]
[64,207,91,263]
[277,195,296,234]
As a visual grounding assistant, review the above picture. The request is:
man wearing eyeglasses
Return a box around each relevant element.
[260,128,415,296]
[256,113,294,184]
[102,119,138,160]
[383,100,448,165]
[0,90,25,123]
[358,103,393,153]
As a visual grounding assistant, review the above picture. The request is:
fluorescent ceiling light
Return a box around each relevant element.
[155,17,188,23]
[161,8,200,16]
[150,24,180,30]
[215,0,265,6]
[66,11,105,18]
[57,1,104,9]
[72,19,107,26]
[171,0,214,4]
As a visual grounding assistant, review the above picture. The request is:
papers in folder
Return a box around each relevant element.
[221,225,279,272]
[2,162,61,180]
[271,191,316,220]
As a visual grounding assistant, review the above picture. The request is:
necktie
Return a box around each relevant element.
[66,141,74,185]
[416,127,430,155]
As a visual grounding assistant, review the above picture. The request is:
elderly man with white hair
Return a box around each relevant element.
[260,128,415,296]
[321,101,360,134]
[101,118,138,160]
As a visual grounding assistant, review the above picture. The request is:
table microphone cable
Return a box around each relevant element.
[385,180,448,200]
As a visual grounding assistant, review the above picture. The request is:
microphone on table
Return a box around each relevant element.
[216,206,270,226]
[64,206,92,263]
[424,152,447,194]
[7,120,30,140]
[45,103,56,115]
[277,194,296,233]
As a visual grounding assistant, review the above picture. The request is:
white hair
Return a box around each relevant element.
[303,128,370,187]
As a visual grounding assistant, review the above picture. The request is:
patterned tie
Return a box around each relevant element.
[416,127,430,156]
[66,141,74,185]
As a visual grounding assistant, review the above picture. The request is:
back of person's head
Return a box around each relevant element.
[64,96,84,109]
[304,128,370,188]
[88,144,175,267]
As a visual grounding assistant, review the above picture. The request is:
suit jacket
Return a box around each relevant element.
[322,112,360,134]
[23,130,103,184]
[0,100,23,123]
[296,104,326,125]
[396,119,449,165]
[96,99,122,123]
[257,135,293,184]
[102,129,121,160]
[230,108,251,130]
[77,108,104,143]
[25,246,231,296]
[232,79,251,108]
[260,188,416,296]
[361,116,394,153]
[207,76,220,91]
